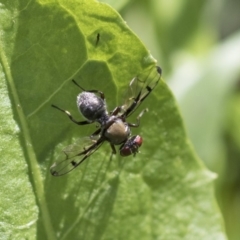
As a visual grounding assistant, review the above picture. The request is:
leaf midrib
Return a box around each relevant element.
[0,40,56,240]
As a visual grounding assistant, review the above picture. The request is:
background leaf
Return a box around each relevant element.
[0,0,227,239]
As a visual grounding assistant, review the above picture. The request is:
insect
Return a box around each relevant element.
[50,65,162,176]
[96,33,100,46]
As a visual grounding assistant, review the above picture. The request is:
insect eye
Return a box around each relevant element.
[120,146,131,156]
[134,135,143,147]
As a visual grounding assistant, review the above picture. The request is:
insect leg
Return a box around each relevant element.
[90,128,101,137]
[123,83,154,118]
[128,108,148,127]
[110,143,117,154]
[122,66,161,118]
[72,80,105,100]
[108,143,117,163]
[110,106,121,116]
[52,104,92,125]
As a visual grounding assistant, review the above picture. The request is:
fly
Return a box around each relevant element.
[50,65,162,176]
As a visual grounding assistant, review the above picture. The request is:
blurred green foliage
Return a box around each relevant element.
[105,0,240,239]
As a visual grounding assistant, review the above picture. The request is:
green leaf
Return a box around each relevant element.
[0,1,38,239]
[0,0,226,239]
[0,65,38,239]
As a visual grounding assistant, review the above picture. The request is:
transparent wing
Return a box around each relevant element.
[121,65,162,118]
[50,136,104,176]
